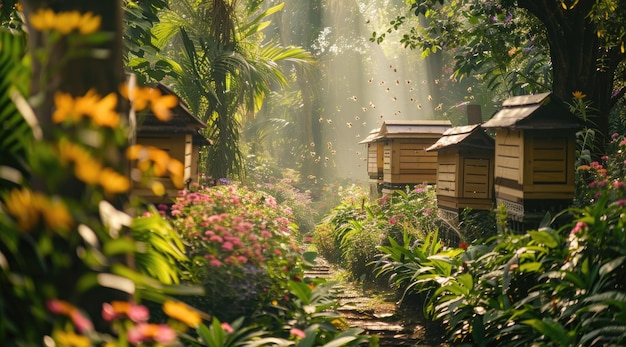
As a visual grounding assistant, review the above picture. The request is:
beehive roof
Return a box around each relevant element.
[138,83,207,132]
[358,128,382,144]
[425,124,494,151]
[482,92,582,129]
[378,120,452,138]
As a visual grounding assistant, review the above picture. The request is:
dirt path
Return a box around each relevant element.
[305,260,447,347]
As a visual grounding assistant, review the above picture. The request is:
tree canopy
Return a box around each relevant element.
[375,0,626,153]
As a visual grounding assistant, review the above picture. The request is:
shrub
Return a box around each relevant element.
[168,184,305,321]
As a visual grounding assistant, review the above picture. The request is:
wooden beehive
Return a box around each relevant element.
[482,92,582,229]
[133,83,210,203]
[378,120,451,191]
[359,128,384,198]
[425,124,495,218]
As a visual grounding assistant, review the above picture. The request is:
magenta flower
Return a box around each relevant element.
[221,322,234,333]
[290,328,306,339]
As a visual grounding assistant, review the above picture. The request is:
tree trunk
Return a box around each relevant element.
[518,0,622,155]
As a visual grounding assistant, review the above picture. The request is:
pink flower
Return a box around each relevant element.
[171,209,182,216]
[615,199,626,207]
[128,323,176,345]
[222,241,234,251]
[210,259,222,267]
[221,322,234,334]
[290,328,306,339]
[70,310,94,333]
[571,221,588,235]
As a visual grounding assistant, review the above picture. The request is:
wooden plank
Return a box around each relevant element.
[400,162,438,171]
[495,166,520,182]
[494,184,523,201]
[438,172,456,182]
[496,156,520,169]
[438,163,456,174]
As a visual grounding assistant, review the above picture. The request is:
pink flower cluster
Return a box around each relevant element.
[169,184,301,270]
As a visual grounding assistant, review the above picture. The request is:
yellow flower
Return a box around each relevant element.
[167,159,185,188]
[53,92,83,124]
[4,188,40,231]
[15,3,23,12]
[77,12,101,35]
[572,90,586,99]
[29,9,101,35]
[55,11,82,35]
[40,197,73,232]
[151,181,166,196]
[99,168,130,194]
[89,92,120,128]
[163,301,201,328]
[30,8,56,32]
[53,330,90,347]
[150,92,178,122]
[3,188,73,232]
[74,155,103,185]
[119,84,178,121]
[148,147,171,176]
[54,90,120,128]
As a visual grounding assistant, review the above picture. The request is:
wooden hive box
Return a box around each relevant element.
[359,128,384,198]
[482,92,582,227]
[133,83,210,203]
[425,124,495,218]
[379,120,451,191]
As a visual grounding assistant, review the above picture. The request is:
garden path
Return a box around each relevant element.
[305,259,447,347]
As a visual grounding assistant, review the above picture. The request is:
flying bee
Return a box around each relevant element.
[347,122,353,128]
[310,151,316,157]
[435,103,443,111]
[327,119,333,124]
[406,80,411,84]
[379,81,385,85]
[394,110,401,115]
[318,117,323,123]
[315,156,321,163]
[327,141,333,149]
[395,80,400,85]
[310,142,315,147]
[428,95,432,101]
[362,122,367,126]
[410,97,415,102]
[422,80,427,84]
[379,114,384,118]
[410,87,415,91]
[307,175,316,179]
[417,104,423,109]
[434,79,440,84]
[392,96,397,101]
[356,134,361,138]
[362,107,367,112]
[368,78,373,83]
[385,87,390,92]
[330,150,337,155]
[369,102,375,108]
[325,157,329,161]
[355,115,360,120]
[356,151,361,155]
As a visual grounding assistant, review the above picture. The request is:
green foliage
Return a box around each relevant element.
[316,185,439,283]
[371,136,626,345]
[0,29,30,192]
